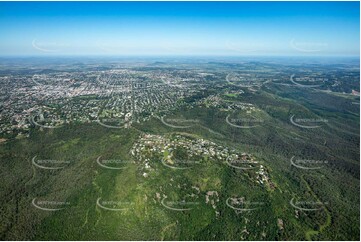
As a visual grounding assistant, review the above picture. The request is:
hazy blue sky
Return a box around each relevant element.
[0,1,359,56]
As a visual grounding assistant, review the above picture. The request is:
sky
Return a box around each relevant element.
[0,1,359,56]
